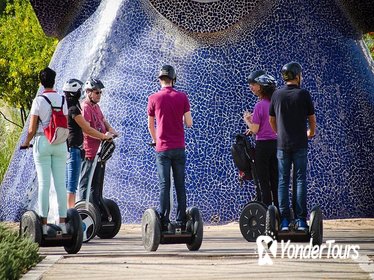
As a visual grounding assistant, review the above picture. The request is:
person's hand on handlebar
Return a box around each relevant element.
[101,132,113,141]
[20,142,33,149]
[108,128,119,138]
[148,142,156,147]
[307,129,315,139]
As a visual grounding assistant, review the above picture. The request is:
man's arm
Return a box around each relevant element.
[103,118,118,136]
[148,115,157,143]
[184,111,192,128]
[269,116,277,133]
[307,114,316,139]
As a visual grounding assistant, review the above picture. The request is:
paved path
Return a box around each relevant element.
[23,221,374,280]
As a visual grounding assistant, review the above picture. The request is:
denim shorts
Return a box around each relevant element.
[66,147,82,194]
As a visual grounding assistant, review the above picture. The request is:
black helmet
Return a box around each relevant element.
[281,62,302,81]
[254,74,277,87]
[158,65,176,81]
[85,78,105,90]
[63,79,83,99]
[247,70,266,84]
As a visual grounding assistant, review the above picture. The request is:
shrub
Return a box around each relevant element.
[0,223,40,280]
[0,106,22,182]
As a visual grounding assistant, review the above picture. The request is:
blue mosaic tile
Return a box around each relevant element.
[1,0,374,223]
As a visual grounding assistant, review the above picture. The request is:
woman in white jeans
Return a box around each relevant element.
[21,67,68,235]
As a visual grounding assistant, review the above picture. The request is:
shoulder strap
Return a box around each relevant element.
[60,95,65,109]
[38,94,65,109]
[38,94,52,106]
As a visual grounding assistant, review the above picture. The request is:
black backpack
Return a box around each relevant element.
[231,134,256,184]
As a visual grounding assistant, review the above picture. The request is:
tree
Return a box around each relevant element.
[363,32,374,60]
[0,0,57,124]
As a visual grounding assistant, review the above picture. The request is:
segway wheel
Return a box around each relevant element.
[19,210,42,245]
[186,207,203,251]
[309,205,323,246]
[141,208,161,252]
[239,201,267,242]
[64,208,83,254]
[75,201,101,242]
[265,205,279,241]
[97,198,122,239]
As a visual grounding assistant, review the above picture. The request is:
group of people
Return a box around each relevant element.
[19,61,315,236]
[244,62,316,231]
[21,67,118,235]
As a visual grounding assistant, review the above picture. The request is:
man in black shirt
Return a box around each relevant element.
[269,62,316,232]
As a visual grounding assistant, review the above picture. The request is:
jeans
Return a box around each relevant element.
[66,147,82,194]
[33,135,67,218]
[156,149,187,224]
[277,148,308,220]
[78,159,94,200]
[255,140,278,208]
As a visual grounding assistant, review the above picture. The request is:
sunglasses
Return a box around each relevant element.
[92,90,102,95]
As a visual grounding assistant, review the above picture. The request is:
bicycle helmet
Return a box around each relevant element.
[247,70,266,84]
[63,79,83,99]
[281,62,302,81]
[254,74,277,87]
[85,78,105,90]
[158,65,176,81]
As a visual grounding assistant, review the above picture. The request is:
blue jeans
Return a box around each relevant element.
[66,147,82,194]
[277,148,308,220]
[156,149,187,224]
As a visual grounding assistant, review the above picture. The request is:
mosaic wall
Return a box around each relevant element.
[1,0,374,223]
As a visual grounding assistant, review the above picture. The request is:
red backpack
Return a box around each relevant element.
[39,95,69,144]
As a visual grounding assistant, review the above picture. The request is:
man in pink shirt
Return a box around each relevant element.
[78,78,118,200]
[147,65,193,230]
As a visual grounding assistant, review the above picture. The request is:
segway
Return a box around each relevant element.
[265,204,323,246]
[19,145,83,254]
[141,143,203,251]
[142,207,203,252]
[20,208,83,254]
[75,138,122,242]
[232,134,268,242]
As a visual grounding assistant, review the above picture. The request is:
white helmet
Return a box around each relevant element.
[63,79,83,99]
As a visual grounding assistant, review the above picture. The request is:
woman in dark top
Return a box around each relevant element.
[63,79,112,208]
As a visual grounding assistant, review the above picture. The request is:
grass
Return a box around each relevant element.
[0,106,22,183]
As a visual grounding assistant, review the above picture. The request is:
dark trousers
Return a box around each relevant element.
[255,140,278,208]
[156,148,187,224]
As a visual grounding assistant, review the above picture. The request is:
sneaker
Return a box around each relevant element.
[296,219,308,231]
[280,218,290,231]
[58,223,67,234]
[42,224,48,235]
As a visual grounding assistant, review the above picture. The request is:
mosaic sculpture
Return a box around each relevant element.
[1,0,373,223]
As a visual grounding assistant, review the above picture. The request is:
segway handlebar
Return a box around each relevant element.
[20,144,33,150]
